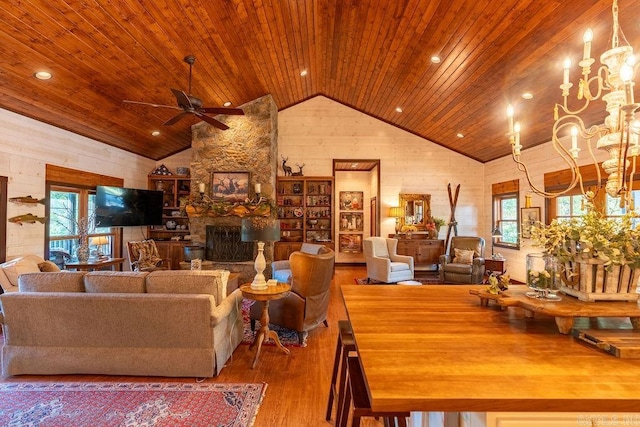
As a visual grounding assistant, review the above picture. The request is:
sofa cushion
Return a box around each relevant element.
[18,271,87,292]
[38,260,61,272]
[1,255,45,288]
[146,270,229,304]
[84,271,148,293]
[273,269,292,283]
[390,262,411,272]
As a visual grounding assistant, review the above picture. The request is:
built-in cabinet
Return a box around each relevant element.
[391,235,444,272]
[274,176,334,260]
[154,240,188,270]
[147,174,191,241]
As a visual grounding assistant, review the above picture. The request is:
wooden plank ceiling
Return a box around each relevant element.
[2,0,640,161]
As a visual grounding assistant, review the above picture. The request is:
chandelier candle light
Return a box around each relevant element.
[241,217,281,290]
[507,0,639,209]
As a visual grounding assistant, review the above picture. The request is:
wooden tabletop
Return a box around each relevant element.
[341,284,640,413]
[65,257,125,270]
[240,283,291,301]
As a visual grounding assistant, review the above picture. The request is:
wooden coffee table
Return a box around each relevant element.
[65,257,125,271]
[240,283,291,369]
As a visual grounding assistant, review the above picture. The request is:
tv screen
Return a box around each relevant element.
[95,186,163,227]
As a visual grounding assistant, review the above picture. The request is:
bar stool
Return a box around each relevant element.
[338,355,410,427]
[326,320,356,421]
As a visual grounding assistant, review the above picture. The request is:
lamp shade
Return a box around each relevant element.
[491,226,502,238]
[389,207,404,218]
[89,236,109,246]
[241,218,281,242]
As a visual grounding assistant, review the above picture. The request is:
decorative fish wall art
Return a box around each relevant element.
[9,195,46,205]
[8,213,47,226]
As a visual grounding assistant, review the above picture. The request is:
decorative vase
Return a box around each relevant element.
[526,253,560,300]
[76,243,90,263]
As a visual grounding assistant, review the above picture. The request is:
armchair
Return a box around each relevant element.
[126,239,169,272]
[251,247,335,344]
[439,236,486,284]
[271,243,328,283]
[363,237,414,283]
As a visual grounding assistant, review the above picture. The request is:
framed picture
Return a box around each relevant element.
[339,234,363,253]
[339,212,363,231]
[521,207,541,239]
[339,191,363,210]
[210,171,250,202]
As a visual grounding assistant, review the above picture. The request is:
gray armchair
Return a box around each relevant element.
[363,237,414,283]
[439,236,486,284]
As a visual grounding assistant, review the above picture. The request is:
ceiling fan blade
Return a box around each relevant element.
[200,107,245,116]
[197,113,229,130]
[122,100,181,110]
[171,88,193,109]
[163,111,189,126]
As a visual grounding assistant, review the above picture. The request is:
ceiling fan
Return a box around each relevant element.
[123,55,244,130]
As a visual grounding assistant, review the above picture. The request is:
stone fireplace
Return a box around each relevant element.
[205,225,253,262]
[188,94,278,284]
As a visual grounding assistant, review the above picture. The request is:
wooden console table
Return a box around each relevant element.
[65,257,125,271]
[471,285,640,334]
[390,235,444,272]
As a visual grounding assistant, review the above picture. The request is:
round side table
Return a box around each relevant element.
[240,283,292,369]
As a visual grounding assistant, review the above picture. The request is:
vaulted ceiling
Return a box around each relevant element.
[3,0,640,161]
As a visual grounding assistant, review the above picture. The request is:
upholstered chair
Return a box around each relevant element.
[251,247,335,344]
[363,237,414,283]
[126,239,168,272]
[439,236,486,284]
[271,243,328,283]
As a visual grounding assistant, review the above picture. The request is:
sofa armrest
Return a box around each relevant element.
[439,254,453,265]
[210,288,243,327]
[0,311,4,325]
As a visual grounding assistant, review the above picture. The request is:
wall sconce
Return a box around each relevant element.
[198,182,205,196]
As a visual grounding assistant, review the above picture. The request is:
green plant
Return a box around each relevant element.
[431,217,446,228]
[531,200,640,269]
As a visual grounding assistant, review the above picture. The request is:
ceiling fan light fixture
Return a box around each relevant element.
[34,71,52,80]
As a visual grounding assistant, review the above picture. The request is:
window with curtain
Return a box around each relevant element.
[492,179,519,249]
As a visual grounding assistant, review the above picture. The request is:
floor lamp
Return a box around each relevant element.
[241,217,281,290]
[491,226,502,258]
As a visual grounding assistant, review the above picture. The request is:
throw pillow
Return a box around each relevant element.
[1,256,43,287]
[137,249,161,270]
[453,248,474,264]
[38,260,61,272]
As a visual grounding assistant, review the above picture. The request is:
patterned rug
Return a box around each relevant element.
[0,382,266,427]
[355,274,442,285]
[241,299,308,348]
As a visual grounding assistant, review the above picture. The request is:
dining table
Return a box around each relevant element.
[340,284,640,414]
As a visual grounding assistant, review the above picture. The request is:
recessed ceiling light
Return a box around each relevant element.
[223,101,232,107]
[300,69,308,77]
[34,71,52,80]
[456,133,464,138]
[351,163,359,168]
[395,107,403,113]
[522,92,534,100]
[151,131,160,136]
[431,56,441,64]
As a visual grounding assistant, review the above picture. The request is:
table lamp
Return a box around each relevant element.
[89,236,110,257]
[491,225,502,257]
[389,207,404,234]
[241,217,281,290]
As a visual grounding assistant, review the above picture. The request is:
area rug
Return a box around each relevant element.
[0,382,266,427]
[241,299,307,348]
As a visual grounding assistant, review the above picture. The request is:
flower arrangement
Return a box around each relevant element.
[431,217,446,230]
[530,198,640,270]
[401,224,418,233]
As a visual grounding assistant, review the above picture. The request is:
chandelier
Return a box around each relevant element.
[507,0,639,209]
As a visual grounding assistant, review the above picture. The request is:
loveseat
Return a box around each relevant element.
[0,269,243,377]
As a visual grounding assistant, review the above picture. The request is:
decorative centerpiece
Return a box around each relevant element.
[181,195,273,218]
[531,199,640,301]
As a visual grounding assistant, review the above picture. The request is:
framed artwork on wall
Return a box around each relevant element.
[521,207,540,239]
[210,171,250,202]
[339,234,362,253]
[339,191,363,210]
[339,212,363,231]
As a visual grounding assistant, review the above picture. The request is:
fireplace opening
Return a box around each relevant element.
[205,225,253,262]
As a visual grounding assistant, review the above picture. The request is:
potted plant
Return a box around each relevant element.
[530,199,640,301]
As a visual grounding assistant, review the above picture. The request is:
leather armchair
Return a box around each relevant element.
[439,236,486,284]
[251,247,335,344]
[363,237,414,283]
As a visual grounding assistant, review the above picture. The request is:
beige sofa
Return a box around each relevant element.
[0,269,243,378]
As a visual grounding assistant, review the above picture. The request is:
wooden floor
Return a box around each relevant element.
[1,265,383,427]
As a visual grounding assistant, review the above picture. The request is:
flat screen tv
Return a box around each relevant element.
[95,186,163,227]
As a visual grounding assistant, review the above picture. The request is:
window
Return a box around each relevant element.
[492,179,519,249]
[606,190,640,227]
[554,194,587,222]
[48,186,115,262]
